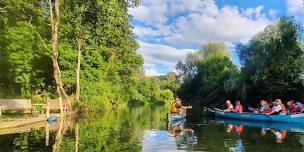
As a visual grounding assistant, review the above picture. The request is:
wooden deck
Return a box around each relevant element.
[0,110,78,134]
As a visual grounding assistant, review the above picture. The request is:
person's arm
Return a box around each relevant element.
[267,110,275,115]
[267,106,281,115]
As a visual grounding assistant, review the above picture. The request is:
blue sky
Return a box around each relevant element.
[129,0,304,76]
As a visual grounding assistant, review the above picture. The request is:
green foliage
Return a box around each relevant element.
[178,52,238,105]
[237,17,304,102]
[198,41,231,58]
[178,18,304,107]
[176,40,236,105]
[0,0,181,111]
[0,0,53,98]
[177,41,231,82]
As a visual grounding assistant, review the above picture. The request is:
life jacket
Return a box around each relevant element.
[260,103,271,113]
[295,102,304,112]
[288,103,297,113]
[280,103,287,114]
[170,102,177,113]
[234,104,243,112]
[265,103,271,113]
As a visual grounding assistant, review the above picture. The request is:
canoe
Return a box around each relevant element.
[167,113,186,122]
[214,118,304,132]
[213,109,304,124]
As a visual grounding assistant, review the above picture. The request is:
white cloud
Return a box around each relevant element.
[286,0,304,25]
[166,5,270,47]
[145,68,163,76]
[138,41,195,69]
[130,0,273,47]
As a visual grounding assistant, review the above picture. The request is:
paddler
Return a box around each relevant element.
[267,99,287,115]
[170,98,192,113]
[234,100,243,113]
[224,100,234,112]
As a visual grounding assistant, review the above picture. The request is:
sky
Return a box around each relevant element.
[128,0,304,76]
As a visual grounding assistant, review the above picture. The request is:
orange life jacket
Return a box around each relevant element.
[170,102,177,113]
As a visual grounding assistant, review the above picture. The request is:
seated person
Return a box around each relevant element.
[267,99,287,115]
[170,98,192,113]
[224,100,234,112]
[295,102,304,113]
[234,100,243,113]
[287,100,297,113]
[258,100,271,113]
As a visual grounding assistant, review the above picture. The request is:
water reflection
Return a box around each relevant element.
[167,119,197,150]
[2,107,304,151]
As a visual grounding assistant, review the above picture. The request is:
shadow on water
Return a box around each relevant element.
[2,106,304,151]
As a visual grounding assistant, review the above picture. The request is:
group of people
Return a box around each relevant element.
[224,99,304,115]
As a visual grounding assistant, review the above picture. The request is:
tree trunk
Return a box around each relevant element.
[75,39,81,102]
[48,0,68,99]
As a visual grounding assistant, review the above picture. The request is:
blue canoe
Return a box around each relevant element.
[214,108,304,124]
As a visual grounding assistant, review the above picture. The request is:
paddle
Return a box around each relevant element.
[203,107,215,112]
[248,107,257,112]
[213,108,223,112]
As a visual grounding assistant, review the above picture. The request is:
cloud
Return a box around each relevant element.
[130,0,278,74]
[286,0,304,25]
[138,41,195,69]
[166,6,270,47]
[130,0,272,46]
[145,68,162,76]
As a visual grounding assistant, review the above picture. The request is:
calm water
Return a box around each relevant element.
[1,106,304,152]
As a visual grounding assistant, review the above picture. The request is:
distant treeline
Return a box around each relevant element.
[176,18,304,107]
[0,0,176,111]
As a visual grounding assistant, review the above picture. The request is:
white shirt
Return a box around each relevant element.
[272,105,282,112]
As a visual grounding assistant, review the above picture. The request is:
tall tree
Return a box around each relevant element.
[48,0,68,98]
[176,41,231,82]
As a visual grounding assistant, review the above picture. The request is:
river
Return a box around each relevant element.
[1,105,304,152]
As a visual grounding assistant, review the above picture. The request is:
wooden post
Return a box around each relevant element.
[46,98,50,119]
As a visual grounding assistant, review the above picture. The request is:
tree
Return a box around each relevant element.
[196,53,238,105]
[237,17,304,102]
[0,0,53,97]
[176,41,231,82]
[198,41,231,58]
[176,40,236,105]
[48,0,68,98]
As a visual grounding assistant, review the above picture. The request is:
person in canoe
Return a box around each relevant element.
[258,100,271,113]
[253,100,271,113]
[267,99,287,115]
[287,100,297,113]
[170,98,192,113]
[295,102,304,113]
[224,100,234,112]
[234,100,243,113]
